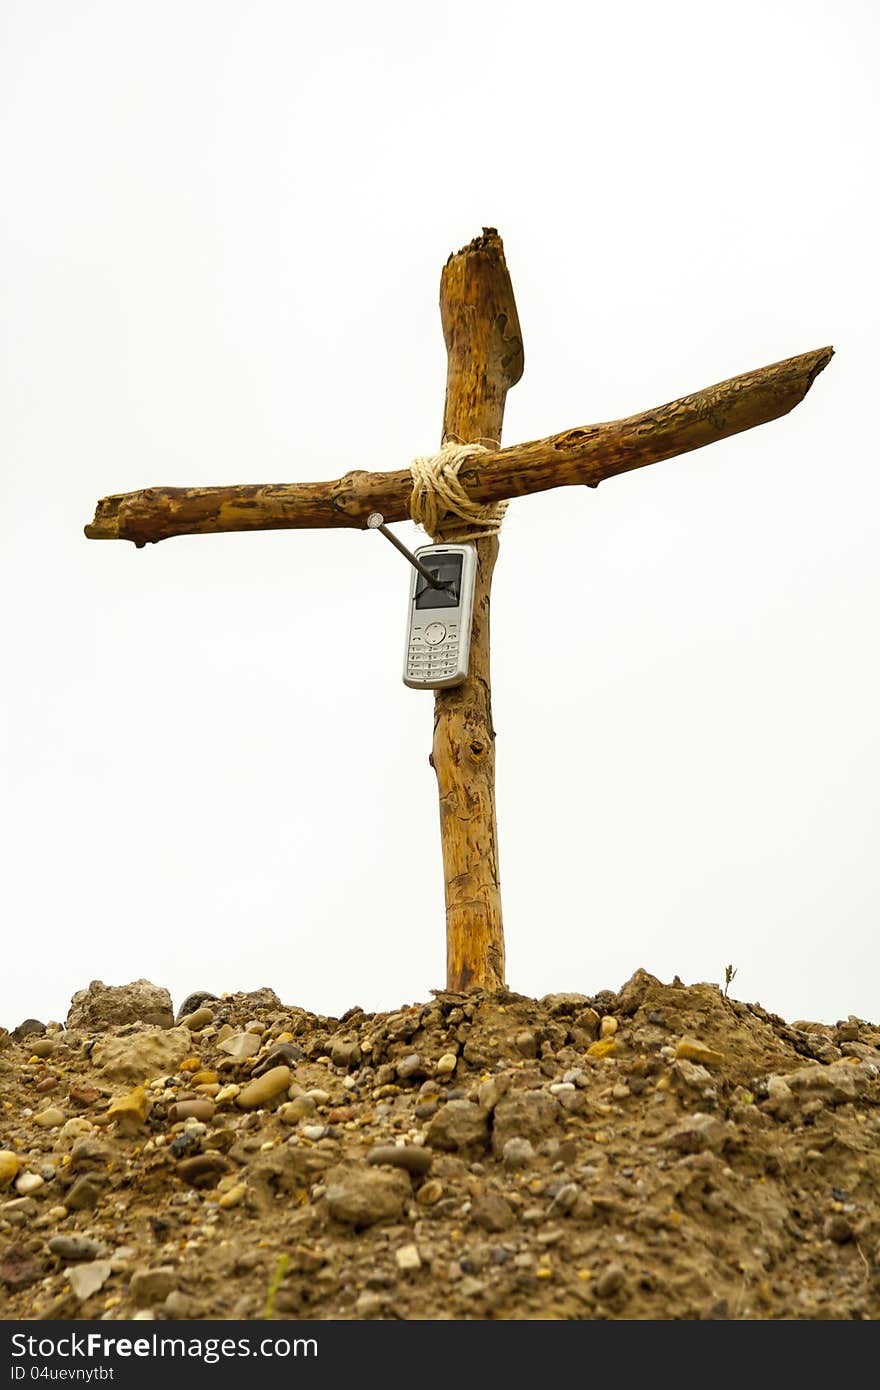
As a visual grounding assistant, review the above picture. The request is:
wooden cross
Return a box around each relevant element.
[85,228,832,994]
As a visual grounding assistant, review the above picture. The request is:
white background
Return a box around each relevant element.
[2,1,877,1028]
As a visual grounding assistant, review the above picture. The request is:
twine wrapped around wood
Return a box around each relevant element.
[409,441,508,541]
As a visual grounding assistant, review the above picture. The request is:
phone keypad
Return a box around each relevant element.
[406,618,464,684]
[407,633,462,682]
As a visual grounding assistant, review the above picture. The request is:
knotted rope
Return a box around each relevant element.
[409,441,508,542]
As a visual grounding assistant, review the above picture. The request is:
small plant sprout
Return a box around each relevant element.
[724,964,738,999]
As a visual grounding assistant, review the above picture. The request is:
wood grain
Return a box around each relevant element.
[432,228,523,992]
[85,345,833,546]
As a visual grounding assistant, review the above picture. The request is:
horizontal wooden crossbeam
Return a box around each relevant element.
[84,346,832,547]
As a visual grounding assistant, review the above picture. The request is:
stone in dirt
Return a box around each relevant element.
[1,1249,46,1292]
[13,1019,46,1042]
[664,1113,729,1154]
[0,1151,21,1188]
[65,1175,106,1211]
[67,1260,113,1302]
[367,1145,433,1176]
[235,1066,291,1109]
[785,1061,871,1104]
[48,1236,110,1262]
[176,1154,229,1186]
[217,1032,262,1062]
[470,1192,515,1232]
[615,967,664,1016]
[91,1027,194,1084]
[675,1036,725,1067]
[175,991,219,1022]
[491,1090,559,1155]
[426,1100,490,1152]
[325,1166,411,1229]
[106,1085,150,1132]
[67,980,174,1031]
[129,1267,177,1307]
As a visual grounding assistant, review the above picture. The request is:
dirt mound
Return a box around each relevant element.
[2,970,879,1321]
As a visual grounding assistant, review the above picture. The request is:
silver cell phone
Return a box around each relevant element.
[403,543,477,689]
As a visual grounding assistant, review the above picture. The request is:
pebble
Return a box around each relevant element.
[14,1172,44,1196]
[66,1176,105,1211]
[595,1263,626,1299]
[67,1259,113,1302]
[168,1100,216,1123]
[600,1016,619,1038]
[215,1084,241,1105]
[436,1053,458,1076]
[130,1266,177,1307]
[825,1214,853,1245]
[0,1151,21,1188]
[549,1082,575,1095]
[278,1096,317,1124]
[674,1036,725,1067]
[395,1243,422,1272]
[59,1118,95,1143]
[175,992,218,1022]
[355,1291,384,1317]
[48,1236,110,1262]
[396,1054,423,1080]
[502,1138,535,1169]
[415,1179,444,1206]
[301,1125,327,1141]
[515,1031,538,1058]
[664,1113,728,1154]
[235,1065,292,1110]
[492,1092,559,1155]
[176,1154,229,1186]
[13,1019,46,1041]
[2,1197,38,1221]
[218,1032,262,1061]
[67,1085,102,1108]
[586,1039,616,1060]
[163,1290,192,1319]
[252,1044,305,1075]
[367,1145,433,1177]
[325,1168,410,1228]
[29,1038,57,1059]
[548,1183,579,1215]
[106,1086,150,1132]
[471,1193,515,1232]
[33,1107,66,1129]
[330,1039,361,1069]
[69,1137,111,1169]
[178,1007,214,1032]
[218,1183,248,1210]
[426,1100,489,1152]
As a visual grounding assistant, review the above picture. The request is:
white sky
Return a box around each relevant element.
[2,1,877,1030]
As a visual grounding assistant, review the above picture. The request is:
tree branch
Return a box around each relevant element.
[84,346,833,546]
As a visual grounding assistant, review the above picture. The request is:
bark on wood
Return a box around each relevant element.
[433,228,523,993]
[85,345,833,546]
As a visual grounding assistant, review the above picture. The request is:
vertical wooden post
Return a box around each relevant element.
[432,229,524,991]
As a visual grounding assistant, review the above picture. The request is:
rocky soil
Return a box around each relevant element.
[1,971,879,1321]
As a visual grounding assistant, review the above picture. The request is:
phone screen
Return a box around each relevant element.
[415,553,463,610]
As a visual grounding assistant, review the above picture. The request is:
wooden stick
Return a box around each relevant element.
[84,345,833,546]
[432,228,523,993]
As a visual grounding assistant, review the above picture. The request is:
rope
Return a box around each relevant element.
[409,440,508,542]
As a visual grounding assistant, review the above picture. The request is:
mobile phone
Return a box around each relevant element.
[403,543,477,690]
